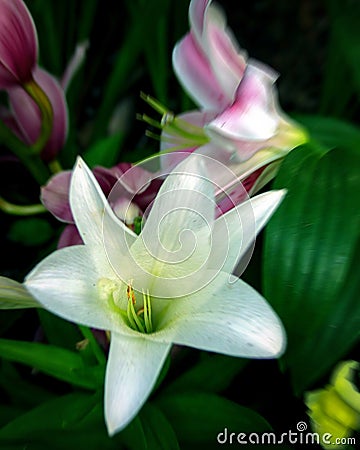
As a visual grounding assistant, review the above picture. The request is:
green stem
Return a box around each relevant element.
[23,79,54,155]
[48,159,63,174]
[0,197,47,216]
[0,120,50,185]
[78,325,106,366]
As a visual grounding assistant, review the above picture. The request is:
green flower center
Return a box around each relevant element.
[126,282,153,333]
[98,278,153,334]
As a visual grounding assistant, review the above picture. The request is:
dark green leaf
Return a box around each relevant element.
[140,403,180,450]
[83,132,125,168]
[38,309,83,350]
[295,115,360,153]
[7,218,53,246]
[156,393,271,449]
[0,392,121,450]
[164,352,247,395]
[0,360,54,408]
[264,146,360,393]
[118,415,147,450]
[0,338,104,390]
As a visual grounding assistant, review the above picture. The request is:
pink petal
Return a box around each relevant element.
[215,166,267,217]
[201,2,247,100]
[57,224,83,249]
[8,66,68,162]
[94,162,153,196]
[189,0,210,42]
[206,63,280,160]
[0,0,38,88]
[41,171,73,223]
[173,33,229,111]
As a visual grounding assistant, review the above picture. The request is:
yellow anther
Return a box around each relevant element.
[127,280,136,304]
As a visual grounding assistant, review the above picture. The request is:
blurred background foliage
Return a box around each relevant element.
[1,0,360,448]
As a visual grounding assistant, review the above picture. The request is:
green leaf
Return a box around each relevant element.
[263,146,360,393]
[83,132,125,168]
[38,309,83,350]
[0,338,104,390]
[164,352,247,395]
[0,392,119,450]
[295,114,360,153]
[140,0,172,103]
[0,277,40,309]
[0,391,155,450]
[7,218,53,246]
[0,361,54,408]
[118,415,147,450]
[92,9,146,140]
[327,0,360,99]
[156,393,271,449]
[140,403,180,450]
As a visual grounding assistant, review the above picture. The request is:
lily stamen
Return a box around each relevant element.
[139,91,210,148]
[126,282,152,334]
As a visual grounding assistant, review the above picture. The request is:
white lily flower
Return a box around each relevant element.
[25,154,286,436]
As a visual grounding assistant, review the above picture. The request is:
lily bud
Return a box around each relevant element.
[0,0,38,88]
[7,67,68,162]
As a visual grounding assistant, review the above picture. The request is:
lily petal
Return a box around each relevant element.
[160,273,285,358]
[173,33,229,111]
[189,0,209,43]
[209,189,286,275]
[0,276,40,309]
[206,63,279,148]
[127,155,216,297]
[70,157,136,252]
[202,1,247,100]
[105,332,170,436]
[41,170,73,223]
[0,0,38,88]
[57,224,83,249]
[25,245,120,332]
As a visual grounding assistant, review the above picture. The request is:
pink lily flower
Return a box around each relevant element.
[0,0,37,89]
[171,0,306,162]
[157,0,307,201]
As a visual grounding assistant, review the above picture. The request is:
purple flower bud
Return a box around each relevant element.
[0,0,38,88]
[7,67,68,161]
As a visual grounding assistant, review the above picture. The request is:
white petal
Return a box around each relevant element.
[70,157,136,251]
[142,154,215,250]
[25,245,121,332]
[209,189,286,275]
[189,0,209,43]
[159,274,285,358]
[124,154,217,298]
[105,332,171,435]
[0,276,40,309]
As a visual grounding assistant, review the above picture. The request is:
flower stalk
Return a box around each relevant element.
[23,78,54,155]
[0,196,47,216]
[0,119,50,184]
